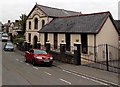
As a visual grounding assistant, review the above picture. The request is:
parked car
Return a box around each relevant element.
[2,33,9,42]
[25,49,53,66]
[4,42,14,51]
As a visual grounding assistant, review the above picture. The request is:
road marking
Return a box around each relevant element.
[26,63,29,66]
[33,67,38,70]
[68,69,120,86]
[63,70,71,74]
[63,69,108,85]
[16,59,19,61]
[20,61,23,63]
[59,78,71,85]
[44,72,52,76]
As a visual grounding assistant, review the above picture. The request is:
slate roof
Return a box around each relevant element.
[28,4,81,18]
[39,12,115,33]
[37,5,81,17]
[114,20,120,34]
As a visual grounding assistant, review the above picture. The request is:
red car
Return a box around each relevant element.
[25,49,53,66]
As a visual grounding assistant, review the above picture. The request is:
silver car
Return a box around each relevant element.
[4,42,14,51]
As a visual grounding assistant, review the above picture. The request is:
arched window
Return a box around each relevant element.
[34,18,38,29]
[42,20,45,27]
[29,21,31,29]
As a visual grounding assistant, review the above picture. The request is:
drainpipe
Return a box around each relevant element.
[94,34,96,62]
[39,33,41,44]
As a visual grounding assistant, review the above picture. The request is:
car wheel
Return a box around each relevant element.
[32,59,36,66]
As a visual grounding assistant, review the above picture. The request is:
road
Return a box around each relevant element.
[2,46,110,86]
[1,34,118,86]
[3,48,107,85]
[0,32,2,86]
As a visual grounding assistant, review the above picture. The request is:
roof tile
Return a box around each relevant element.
[39,12,110,33]
[37,4,81,17]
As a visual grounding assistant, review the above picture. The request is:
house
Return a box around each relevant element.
[25,3,81,48]
[114,20,120,32]
[39,11,119,61]
[114,20,120,40]
[9,20,21,37]
[0,22,2,32]
[3,20,11,33]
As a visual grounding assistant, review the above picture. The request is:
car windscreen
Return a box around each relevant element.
[5,44,13,48]
[7,44,13,46]
[6,43,13,46]
[34,50,47,54]
[7,43,13,46]
[2,35,8,37]
[6,45,13,48]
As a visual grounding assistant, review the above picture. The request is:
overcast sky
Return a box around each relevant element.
[0,0,119,23]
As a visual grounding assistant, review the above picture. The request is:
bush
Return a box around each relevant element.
[14,37,25,51]
[13,37,24,44]
[18,38,24,43]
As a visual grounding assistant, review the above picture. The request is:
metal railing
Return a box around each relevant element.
[81,44,120,73]
[17,42,120,73]
[48,44,120,73]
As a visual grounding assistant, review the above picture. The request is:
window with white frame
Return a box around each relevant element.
[34,18,38,29]
[29,21,31,29]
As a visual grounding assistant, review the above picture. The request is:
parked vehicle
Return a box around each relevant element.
[2,33,9,42]
[25,49,53,66]
[4,42,14,51]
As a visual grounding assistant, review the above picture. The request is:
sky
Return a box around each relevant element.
[0,0,119,24]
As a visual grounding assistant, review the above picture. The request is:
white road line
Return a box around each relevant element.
[63,70,71,74]
[16,59,19,61]
[44,72,52,76]
[33,67,38,70]
[20,61,23,63]
[68,69,120,86]
[63,69,108,86]
[26,63,29,66]
[59,78,71,85]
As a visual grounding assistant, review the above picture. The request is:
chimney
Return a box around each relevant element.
[15,20,19,23]
[8,20,10,23]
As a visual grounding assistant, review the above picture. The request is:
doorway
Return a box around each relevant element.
[44,33,48,47]
[81,34,88,54]
[33,36,38,49]
[66,33,70,51]
[54,33,58,49]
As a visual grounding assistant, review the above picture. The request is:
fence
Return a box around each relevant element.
[45,44,120,73]
[17,42,120,73]
[81,44,120,73]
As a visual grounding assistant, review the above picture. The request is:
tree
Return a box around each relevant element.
[19,14,27,35]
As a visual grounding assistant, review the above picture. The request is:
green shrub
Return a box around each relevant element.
[14,37,25,51]
[13,37,25,45]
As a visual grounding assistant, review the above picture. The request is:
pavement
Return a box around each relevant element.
[15,48,120,86]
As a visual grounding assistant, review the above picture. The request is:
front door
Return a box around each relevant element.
[81,34,88,54]
[44,33,48,47]
[33,36,38,49]
[66,33,70,51]
[54,33,57,49]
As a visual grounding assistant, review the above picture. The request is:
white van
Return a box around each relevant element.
[2,33,9,42]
